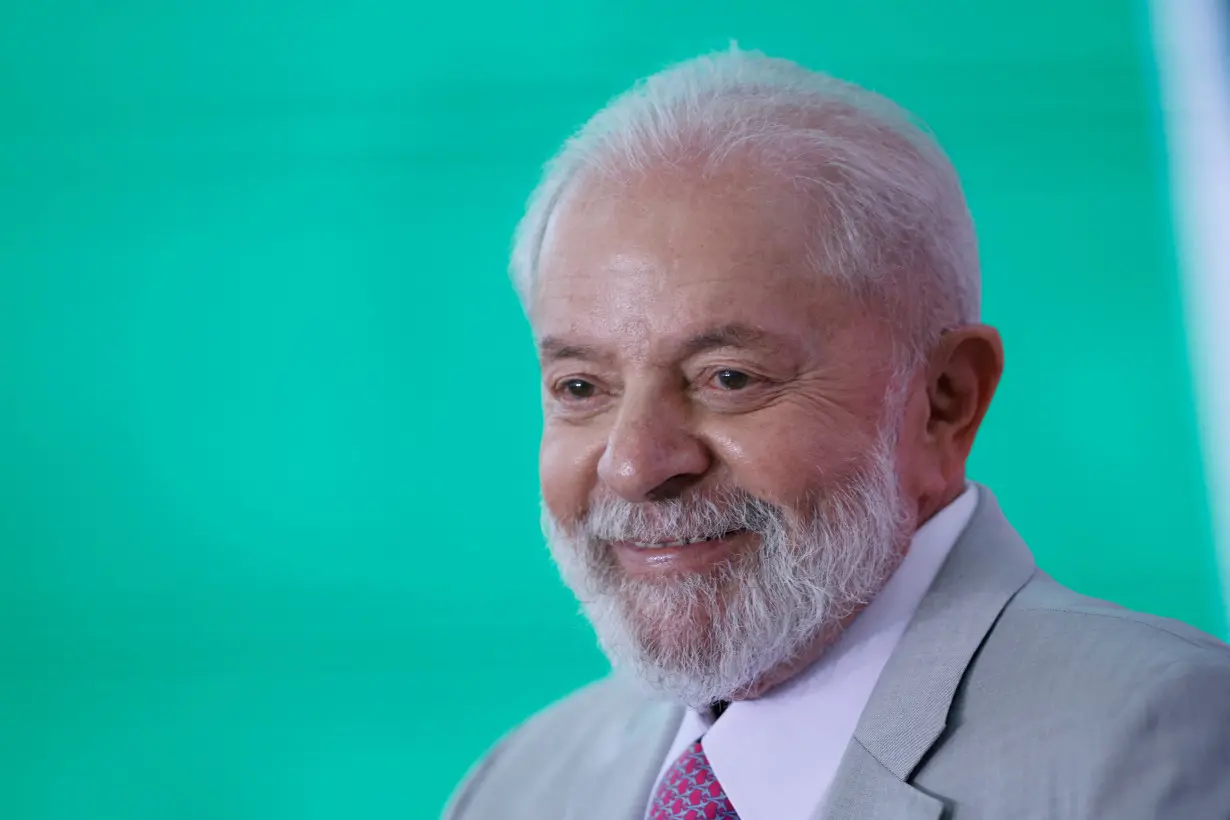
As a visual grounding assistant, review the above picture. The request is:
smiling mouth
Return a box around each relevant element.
[625,529,747,550]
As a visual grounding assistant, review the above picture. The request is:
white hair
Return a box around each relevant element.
[510,47,981,360]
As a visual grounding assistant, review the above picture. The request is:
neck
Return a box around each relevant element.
[917,475,966,529]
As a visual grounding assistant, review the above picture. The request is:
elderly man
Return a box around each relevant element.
[445,50,1230,819]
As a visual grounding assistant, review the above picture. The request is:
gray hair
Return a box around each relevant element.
[510,47,981,362]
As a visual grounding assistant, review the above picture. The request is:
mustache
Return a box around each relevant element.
[580,487,786,543]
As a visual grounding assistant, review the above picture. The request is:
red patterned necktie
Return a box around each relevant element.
[648,739,741,820]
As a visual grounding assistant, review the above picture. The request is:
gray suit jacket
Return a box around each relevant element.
[445,488,1230,818]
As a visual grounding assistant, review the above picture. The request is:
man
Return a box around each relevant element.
[445,49,1230,819]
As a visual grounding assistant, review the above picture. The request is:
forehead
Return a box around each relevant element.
[532,167,854,353]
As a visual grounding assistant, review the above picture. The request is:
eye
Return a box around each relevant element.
[711,369,752,390]
[558,378,597,399]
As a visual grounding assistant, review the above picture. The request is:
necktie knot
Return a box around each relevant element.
[648,740,740,820]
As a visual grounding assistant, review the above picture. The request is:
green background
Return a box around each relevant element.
[1,0,1223,817]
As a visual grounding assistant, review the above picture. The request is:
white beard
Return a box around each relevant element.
[543,424,914,708]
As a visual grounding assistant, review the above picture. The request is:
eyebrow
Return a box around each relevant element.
[537,323,784,364]
[537,337,609,364]
[676,323,780,358]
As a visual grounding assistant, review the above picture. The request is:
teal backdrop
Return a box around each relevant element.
[1,0,1224,817]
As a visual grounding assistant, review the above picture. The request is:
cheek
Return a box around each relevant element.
[539,425,603,525]
[710,420,875,507]
[891,385,935,497]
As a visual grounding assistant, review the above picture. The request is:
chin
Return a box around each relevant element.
[627,597,719,657]
[592,581,780,707]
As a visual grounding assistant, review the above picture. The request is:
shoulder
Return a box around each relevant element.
[509,673,662,746]
[993,571,1230,678]
[443,675,678,820]
[922,572,1230,816]
[963,570,1230,722]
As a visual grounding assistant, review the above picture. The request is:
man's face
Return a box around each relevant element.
[531,166,918,706]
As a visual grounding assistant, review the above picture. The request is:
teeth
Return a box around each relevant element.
[627,533,731,550]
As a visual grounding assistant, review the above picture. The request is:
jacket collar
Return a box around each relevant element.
[816,484,1037,818]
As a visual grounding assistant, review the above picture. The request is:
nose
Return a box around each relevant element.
[596,389,712,502]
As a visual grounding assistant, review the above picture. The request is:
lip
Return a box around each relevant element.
[609,529,753,576]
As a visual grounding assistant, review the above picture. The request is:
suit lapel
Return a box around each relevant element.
[816,486,1038,819]
[819,740,946,820]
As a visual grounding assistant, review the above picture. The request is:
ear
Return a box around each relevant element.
[923,324,1004,485]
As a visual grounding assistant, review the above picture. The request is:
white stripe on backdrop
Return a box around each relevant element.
[1151,0,1230,627]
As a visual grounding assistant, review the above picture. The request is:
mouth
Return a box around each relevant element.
[624,529,747,550]
[608,528,753,576]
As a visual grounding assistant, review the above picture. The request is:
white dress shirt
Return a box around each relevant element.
[646,485,979,820]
